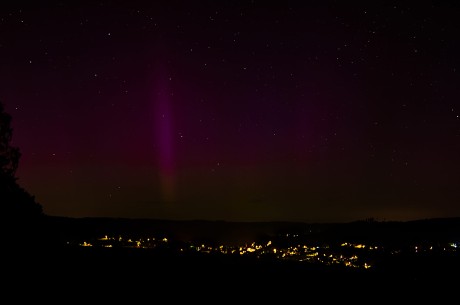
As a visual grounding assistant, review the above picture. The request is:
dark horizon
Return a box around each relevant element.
[41,212,460,228]
[2,1,460,223]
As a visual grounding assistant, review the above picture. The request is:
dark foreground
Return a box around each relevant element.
[4,216,459,299]
[6,244,459,300]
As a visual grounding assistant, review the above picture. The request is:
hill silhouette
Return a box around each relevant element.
[8,215,460,298]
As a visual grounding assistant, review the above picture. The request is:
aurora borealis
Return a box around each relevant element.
[1,1,460,222]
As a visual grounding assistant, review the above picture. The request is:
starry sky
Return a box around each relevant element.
[1,0,460,223]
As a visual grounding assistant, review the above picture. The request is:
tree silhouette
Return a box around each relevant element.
[0,105,20,177]
[0,101,43,221]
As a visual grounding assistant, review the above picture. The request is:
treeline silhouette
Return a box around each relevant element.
[1,101,45,249]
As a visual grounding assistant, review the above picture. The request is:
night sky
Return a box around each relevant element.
[1,1,460,223]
